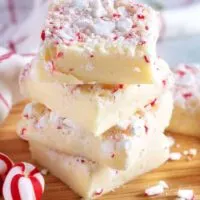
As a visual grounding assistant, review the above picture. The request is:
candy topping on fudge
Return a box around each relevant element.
[43,0,158,50]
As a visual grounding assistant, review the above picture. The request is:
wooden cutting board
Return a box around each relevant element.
[0,101,200,200]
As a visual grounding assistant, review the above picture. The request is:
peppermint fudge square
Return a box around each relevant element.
[38,0,160,84]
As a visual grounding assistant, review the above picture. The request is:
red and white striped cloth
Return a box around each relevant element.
[0,0,200,124]
[0,0,48,123]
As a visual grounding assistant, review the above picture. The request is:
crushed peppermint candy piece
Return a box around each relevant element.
[169,152,182,161]
[41,30,46,41]
[144,55,150,63]
[145,185,164,196]
[177,189,194,200]
[188,148,197,156]
[183,149,197,157]
[41,168,49,176]
[44,1,158,46]
[145,181,169,196]
[158,181,169,189]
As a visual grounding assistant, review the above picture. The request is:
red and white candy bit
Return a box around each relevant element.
[18,127,28,141]
[3,162,45,200]
[0,153,14,193]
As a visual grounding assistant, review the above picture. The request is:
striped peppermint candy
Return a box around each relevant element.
[0,153,14,194]
[3,162,45,200]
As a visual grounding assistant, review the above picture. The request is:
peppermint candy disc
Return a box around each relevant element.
[3,162,45,200]
[0,153,14,194]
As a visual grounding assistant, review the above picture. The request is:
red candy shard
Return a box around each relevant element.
[183,92,193,99]
[112,84,124,93]
[144,55,150,63]
[76,32,84,42]
[94,188,104,196]
[144,98,157,109]
[139,41,146,45]
[125,33,133,40]
[113,13,121,18]
[41,30,46,41]
[0,51,14,63]
[23,114,29,119]
[0,93,10,109]
[8,41,16,53]
[150,98,157,107]
[57,52,64,58]
[162,80,167,87]
[81,159,85,163]
[137,14,145,19]
[177,70,186,77]
[132,24,137,28]
[113,35,118,41]
[144,125,148,134]
[21,128,27,136]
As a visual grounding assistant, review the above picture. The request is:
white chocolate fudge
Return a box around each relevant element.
[18,91,173,170]
[39,0,160,84]
[168,64,200,137]
[30,130,170,199]
[20,58,173,135]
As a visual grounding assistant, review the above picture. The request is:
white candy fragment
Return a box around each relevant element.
[41,168,49,176]
[145,181,169,196]
[145,185,164,196]
[169,152,182,161]
[159,181,169,189]
[167,136,175,147]
[177,189,194,200]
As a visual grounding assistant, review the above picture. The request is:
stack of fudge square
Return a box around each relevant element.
[17,0,174,199]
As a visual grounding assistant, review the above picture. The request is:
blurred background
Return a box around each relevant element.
[144,0,200,66]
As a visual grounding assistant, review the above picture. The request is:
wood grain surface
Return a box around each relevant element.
[0,101,200,200]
